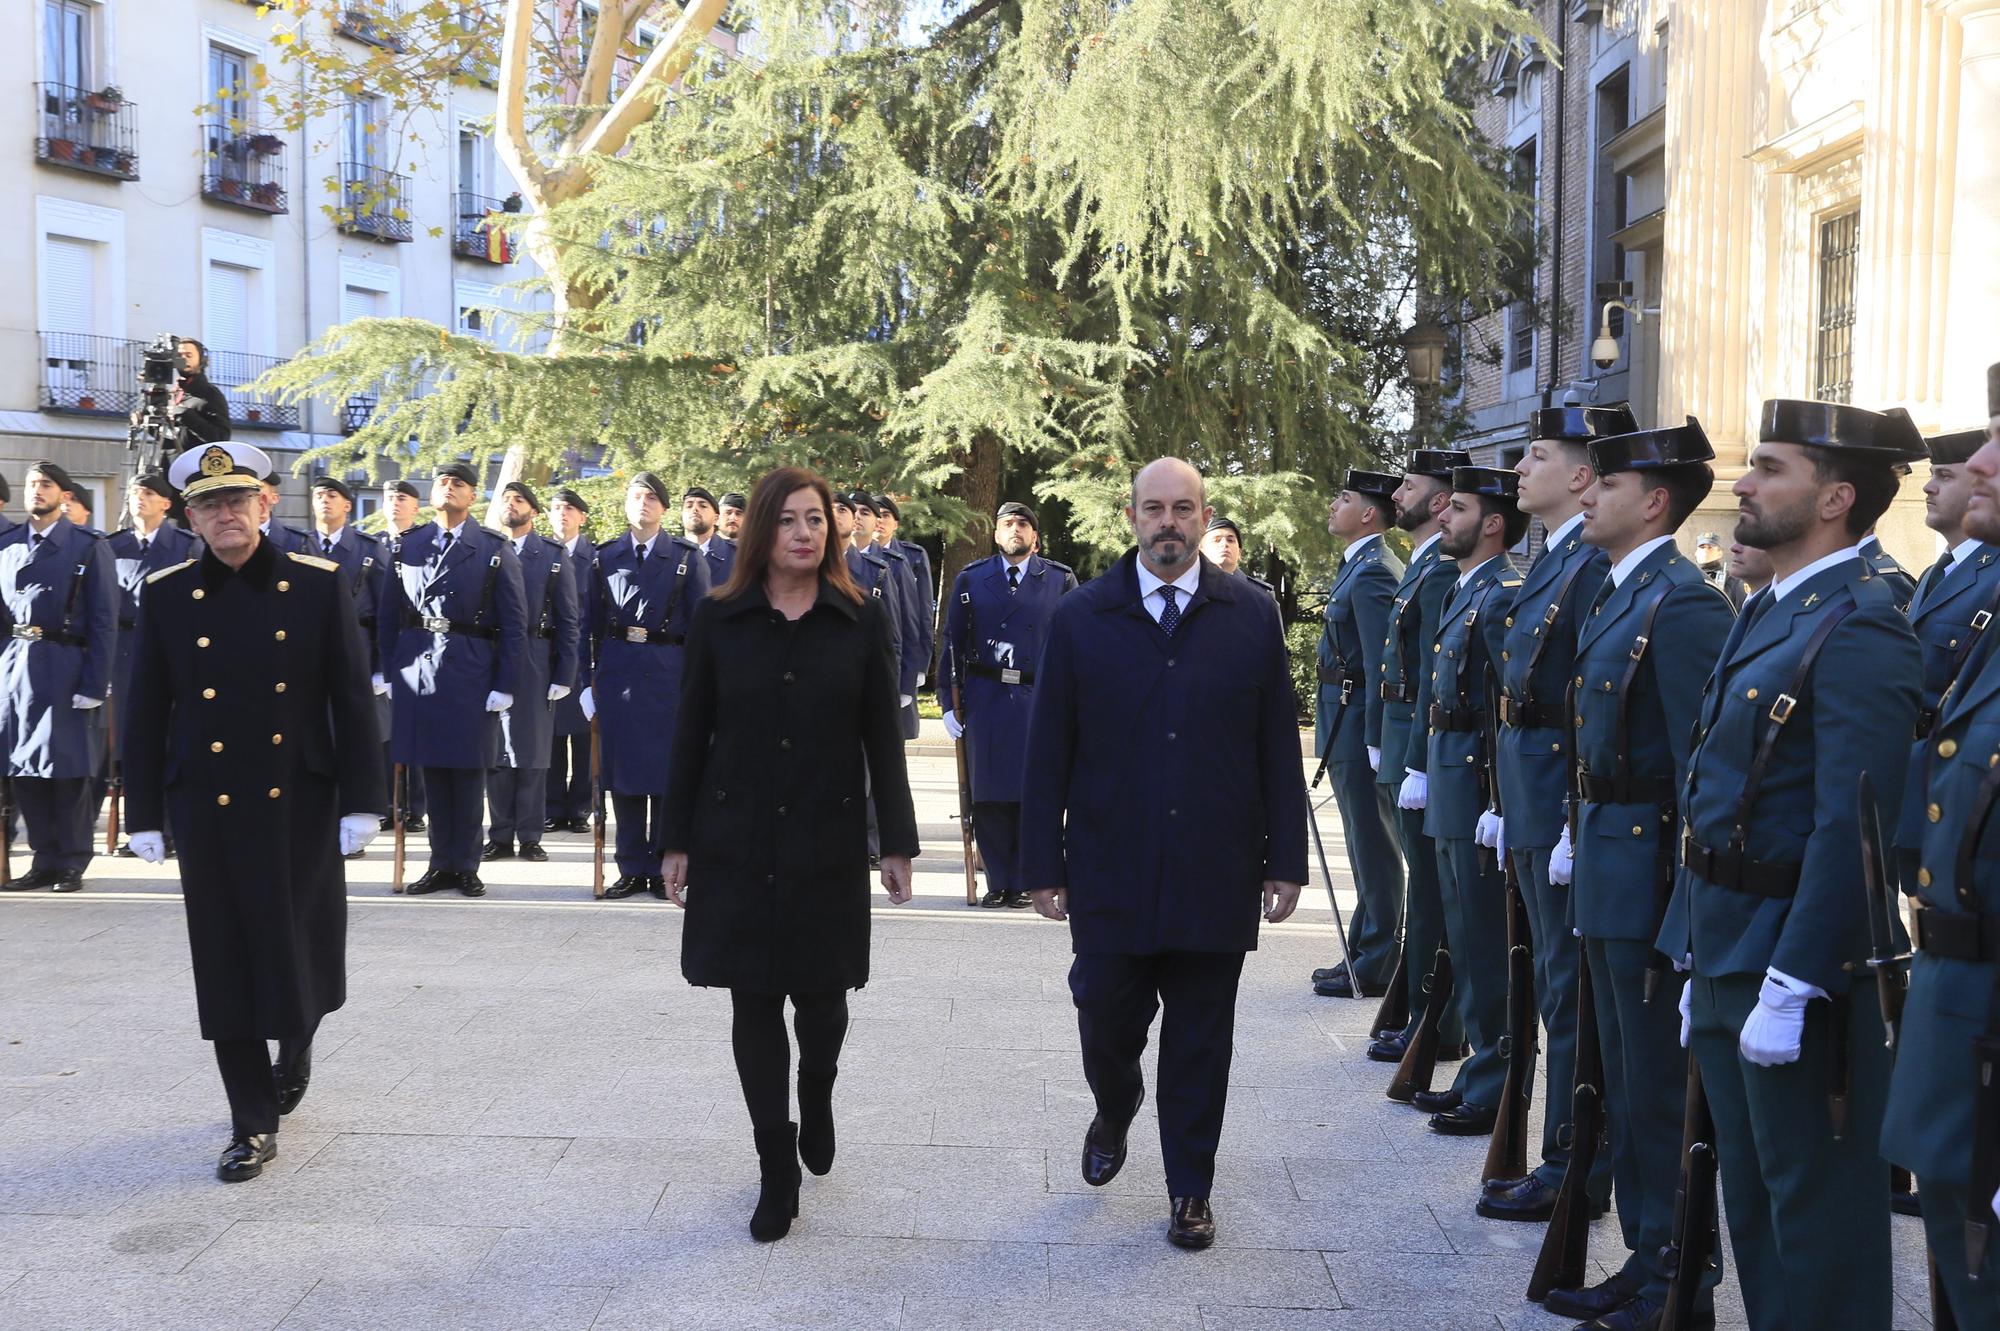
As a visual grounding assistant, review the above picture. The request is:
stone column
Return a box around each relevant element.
[1938,0,2000,425]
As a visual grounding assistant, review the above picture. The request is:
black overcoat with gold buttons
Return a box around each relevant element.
[121,537,385,1040]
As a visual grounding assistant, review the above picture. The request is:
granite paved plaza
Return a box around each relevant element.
[0,734,1936,1330]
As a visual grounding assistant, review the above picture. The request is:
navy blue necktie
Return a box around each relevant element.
[1159,585,1181,636]
[1007,565,1020,594]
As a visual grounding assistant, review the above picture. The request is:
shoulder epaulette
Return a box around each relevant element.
[287,552,339,572]
[673,535,701,551]
[1500,574,1523,588]
[145,558,197,584]
[1040,558,1073,574]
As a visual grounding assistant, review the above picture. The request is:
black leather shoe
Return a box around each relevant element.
[979,889,1008,908]
[274,1043,313,1116]
[50,870,85,893]
[1543,1270,1639,1319]
[406,868,450,895]
[458,872,486,898]
[1436,1042,1471,1061]
[1004,891,1031,908]
[1409,1088,1462,1114]
[1313,975,1387,999]
[114,842,137,858]
[647,876,667,900]
[1366,1032,1408,1063]
[1082,1089,1142,1187]
[1430,1101,1497,1136]
[1167,1196,1216,1250]
[1310,965,1343,983]
[379,816,395,832]
[405,815,427,833]
[544,816,568,834]
[482,841,514,861]
[4,869,53,891]
[216,1133,276,1182]
[1578,1293,1710,1331]
[1476,1175,1560,1220]
[519,843,548,863]
[603,875,642,900]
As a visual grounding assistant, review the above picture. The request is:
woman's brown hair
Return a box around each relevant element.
[714,466,862,604]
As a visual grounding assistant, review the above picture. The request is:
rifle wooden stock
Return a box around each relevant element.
[1660,1055,1720,1330]
[0,778,12,887]
[1371,946,1409,1040]
[1528,939,1602,1301]
[953,735,978,906]
[1483,870,1537,1183]
[103,691,121,854]
[1387,946,1454,1102]
[590,716,605,899]
[391,763,407,894]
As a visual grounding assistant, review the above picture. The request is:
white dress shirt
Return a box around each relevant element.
[1134,559,1202,624]
[1340,532,1382,565]
[1609,535,1678,588]
[1766,543,1863,603]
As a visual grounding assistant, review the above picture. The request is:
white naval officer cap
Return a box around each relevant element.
[168,442,276,502]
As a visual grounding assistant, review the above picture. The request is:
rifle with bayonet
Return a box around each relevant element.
[1527,937,1603,1300]
[391,761,407,894]
[1659,1053,1720,1330]
[1482,684,1537,1184]
[1306,740,1361,998]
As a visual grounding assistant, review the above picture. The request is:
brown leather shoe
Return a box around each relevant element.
[1167,1196,1215,1249]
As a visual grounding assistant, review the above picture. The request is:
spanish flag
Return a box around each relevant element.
[483,211,512,264]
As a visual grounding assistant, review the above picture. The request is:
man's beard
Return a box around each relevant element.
[1394,498,1432,533]
[1143,527,1192,569]
[1734,494,1814,551]
[1439,522,1477,559]
[506,514,532,533]
[998,537,1031,557]
[29,500,57,520]
[1967,489,2000,544]
[687,519,712,540]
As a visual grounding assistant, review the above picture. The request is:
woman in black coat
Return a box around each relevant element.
[661,465,917,1242]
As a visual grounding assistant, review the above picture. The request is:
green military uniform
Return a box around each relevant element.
[1860,533,1917,612]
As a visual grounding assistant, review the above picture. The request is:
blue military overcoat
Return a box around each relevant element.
[380,521,529,770]
[1020,552,1309,955]
[895,538,936,673]
[937,553,1077,804]
[700,535,737,590]
[0,518,118,778]
[845,546,906,687]
[1894,543,2000,854]
[591,532,709,793]
[550,534,596,739]
[1423,554,1522,839]
[1381,535,1451,782]
[498,530,580,770]
[1496,526,1606,848]
[109,523,201,697]
[1315,535,1401,764]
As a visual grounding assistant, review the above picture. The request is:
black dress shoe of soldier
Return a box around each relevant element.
[50,870,85,893]
[1436,1042,1472,1061]
[1578,1293,1710,1331]
[603,875,642,900]
[406,868,450,895]
[519,843,548,863]
[544,816,568,833]
[1004,891,1031,908]
[481,841,515,861]
[1542,1269,1639,1320]
[114,842,138,858]
[1366,1032,1408,1063]
[1476,1174,1560,1220]
[4,869,53,891]
[216,1133,276,1182]
[1314,974,1387,999]
[458,872,486,898]
[1430,1101,1497,1136]
[405,815,427,833]
[647,876,668,900]
[979,888,1007,908]
[275,1043,313,1115]
[1409,1088,1462,1114]
[1167,1196,1216,1250]
[1082,1089,1143,1187]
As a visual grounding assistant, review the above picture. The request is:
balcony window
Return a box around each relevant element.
[201,125,288,214]
[37,333,297,429]
[454,193,519,263]
[1812,208,1860,405]
[35,82,138,180]
[339,163,413,242]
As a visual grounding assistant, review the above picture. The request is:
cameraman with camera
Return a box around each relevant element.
[169,339,231,452]
[129,337,231,482]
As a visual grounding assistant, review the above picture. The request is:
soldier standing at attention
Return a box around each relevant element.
[121,440,383,1181]
[718,493,746,541]
[256,474,308,555]
[1373,449,1471,1067]
[1481,405,1630,1219]
[1408,467,1524,1136]
[872,495,934,678]
[0,462,116,893]
[583,473,709,899]
[375,479,426,833]
[834,495,907,705]
[683,485,735,585]
[849,493,922,736]
[1307,472,1403,998]
[381,462,528,898]
[1859,525,1917,610]
[483,481,579,866]
[305,476,390,859]
[1661,400,1926,1331]
[1200,517,1276,598]
[544,488,596,835]
[938,501,1077,908]
[1544,419,1734,1328]
[107,473,200,858]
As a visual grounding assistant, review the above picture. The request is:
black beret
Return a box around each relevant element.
[873,494,900,521]
[719,493,746,510]
[1452,466,1520,500]
[846,491,878,515]
[996,500,1038,529]
[1589,416,1717,473]
[1344,469,1400,498]
[1407,449,1472,479]
[0,475,12,505]
[71,488,93,514]
[310,475,355,502]
[26,460,76,493]
[131,471,174,497]
[831,491,854,512]
[1527,404,1638,443]
[1929,429,1986,467]
[1989,362,2000,419]
[388,479,420,500]
[551,486,590,513]
[1758,399,1927,463]
[433,461,480,487]
[628,472,670,506]
[1205,515,1242,539]
[503,480,541,512]
[681,486,717,508]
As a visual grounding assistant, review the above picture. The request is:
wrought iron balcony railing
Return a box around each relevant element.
[38,333,300,431]
[452,193,519,262]
[35,82,139,180]
[200,124,289,214]
[339,163,413,242]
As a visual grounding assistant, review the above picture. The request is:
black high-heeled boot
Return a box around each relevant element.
[749,1123,801,1242]
[798,1071,836,1176]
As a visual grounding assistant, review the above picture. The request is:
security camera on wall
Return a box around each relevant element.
[1591,331,1622,371]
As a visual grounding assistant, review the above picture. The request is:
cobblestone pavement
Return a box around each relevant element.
[0,732,1933,1329]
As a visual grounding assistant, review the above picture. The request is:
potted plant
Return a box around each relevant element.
[247,132,284,155]
[245,406,262,422]
[84,85,123,113]
[220,177,247,199]
[502,192,523,213]
[113,150,136,176]
[76,393,96,411]
[47,137,77,162]
[252,181,282,208]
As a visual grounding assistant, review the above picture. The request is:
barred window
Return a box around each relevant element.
[1812,208,1860,404]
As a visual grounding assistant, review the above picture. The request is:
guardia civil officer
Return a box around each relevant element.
[1372,449,1471,1067]
[483,481,578,864]
[1307,473,1403,997]
[376,478,426,832]
[1882,361,2000,1330]
[1407,467,1524,1135]
[1694,531,1749,610]
[1860,526,1917,610]
[937,501,1077,908]
[1200,516,1276,598]
[683,485,736,585]
[1660,400,1926,1331]
[1482,405,1631,1218]
[544,487,597,834]
[1892,426,2000,900]
[1728,539,1773,597]
[1022,458,1309,1250]
[582,472,709,899]
[121,441,383,1181]
[849,492,923,736]
[1545,419,1734,1327]
[106,473,200,857]
[718,492,746,540]
[0,462,116,892]
[380,462,528,897]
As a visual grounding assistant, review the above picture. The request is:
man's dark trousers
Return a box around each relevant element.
[547,732,590,823]
[16,776,93,874]
[422,767,484,872]
[1069,950,1246,1198]
[971,800,1021,891]
[487,766,547,847]
[611,793,666,877]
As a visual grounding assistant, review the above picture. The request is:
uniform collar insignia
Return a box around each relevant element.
[1802,592,1820,608]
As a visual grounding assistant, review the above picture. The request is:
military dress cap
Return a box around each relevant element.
[131,470,174,497]
[1528,403,1639,443]
[1406,448,1473,479]
[72,489,93,515]
[168,442,274,501]
[387,478,420,500]
[873,494,900,521]
[682,485,717,508]
[1451,465,1520,499]
[1758,399,1928,462]
[1589,415,1717,473]
[1929,428,1987,467]
[25,459,78,493]
[831,490,854,512]
[996,500,1038,529]
[261,471,282,487]
[846,490,879,515]
[551,486,589,513]
[1696,532,1724,549]
[1344,468,1400,497]
[310,474,354,502]
[503,479,542,511]
[719,492,746,510]
[628,471,671,506]
[1205,515,1242,539]
[433,461,480,487]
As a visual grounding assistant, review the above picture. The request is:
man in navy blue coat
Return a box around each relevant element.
[304,475,390,860]
[544,487,597,834]
[0,461,118,891]
[380,463,528,898]
[1023,457,1308,1251]
[107,472,201,856]
[937,501,1077,907]
[682,485,736,587]
[849,492,923,737]
[377,479,427,830]
[583,472,709,899]
[484,481,579,864]
[875,494,935,690]
[257,474,310,556]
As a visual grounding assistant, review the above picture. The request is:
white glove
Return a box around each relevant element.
[127,830,166,864]
[1738,973,1812,1067]
[1397,769,1428,811]
[71,694,103,710]
[371,673,390,696]
[1550,826,1574,886]
[1475,808,1503,851]
[548,684,571,702]
[899,694,914,707]
[339,814,378,856]
[1678,978,1692,1048]
[917,673,926,688]
[580,686,596,721]
[485,691,513,712]
[942,710,965,740]
[1992,1185,1999,1225]
[1367,745,1381,773]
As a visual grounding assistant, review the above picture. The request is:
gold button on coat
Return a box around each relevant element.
[216,794,230,806]
[1919,867,1933,887]
[210,742,223,753]
[274,683,286,694]
[197,637,210,648]
[1928,804,1942,822]
[192,589,205,600]
[1940,739,1959,758]
[272,734,283,745]
[268,788,281,799]
[202,688,216,700]
[274,630,286,642]
[1746,688,1759,700]
[277,581,289,591]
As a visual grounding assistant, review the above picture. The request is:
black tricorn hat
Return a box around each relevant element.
[1528,404,1638,443]
[1929,429,1986,467]
[1407,448,1472,479]
[1589,416,1717,473]
[1344,468,1400,498]
[1988,362,2000,419]
[1452,466,1520,500]
[1758,399,1928,463]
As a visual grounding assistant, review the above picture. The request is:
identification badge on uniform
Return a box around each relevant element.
[1000,668,1023,685]
[421,615,451,633]
[625,626,649,643]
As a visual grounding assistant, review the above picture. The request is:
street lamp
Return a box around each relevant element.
[1403,316,1449,390]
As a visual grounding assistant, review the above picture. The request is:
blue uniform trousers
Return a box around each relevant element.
[546,732,590,822]
[971,800,1021,893]
[17,775,93,874]
[1921,1180,2000,1330]
[611,792,665,877]
[421,767,485,872]
[1388,799,1462,1048]
[1689,971,1891,1331]
[1510,846,1589,1188]
[1328,761,1401,985]
[1437,837,1508,1107]
[1069,950,1245,1198]
[487,767,547,848]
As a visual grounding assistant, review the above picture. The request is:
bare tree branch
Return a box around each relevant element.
[577,0,731,160]
[494,0,550,199]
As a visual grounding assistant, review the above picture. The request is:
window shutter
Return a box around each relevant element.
[204,261,250,356]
